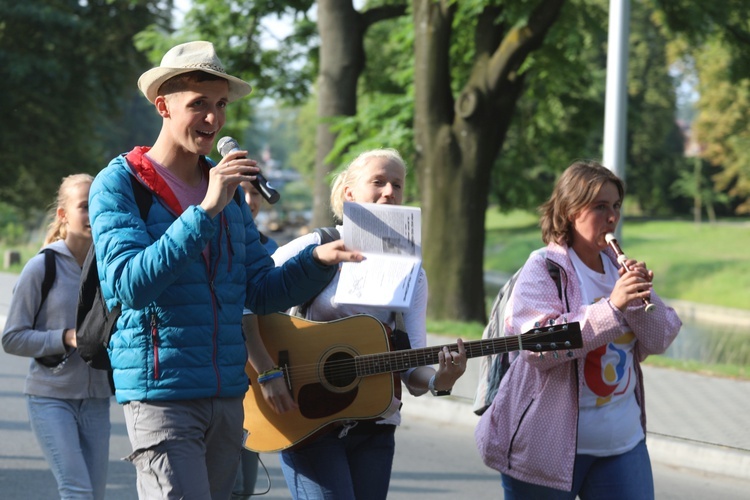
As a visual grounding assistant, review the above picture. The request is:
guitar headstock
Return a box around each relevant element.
[520,322,582,353]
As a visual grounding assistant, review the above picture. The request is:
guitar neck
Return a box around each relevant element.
[355,336,521,377]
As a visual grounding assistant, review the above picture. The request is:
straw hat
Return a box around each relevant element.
[137,41,252,103]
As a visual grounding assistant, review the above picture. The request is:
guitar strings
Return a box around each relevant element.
[267,336,527,385]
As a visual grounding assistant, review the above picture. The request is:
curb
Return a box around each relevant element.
[646,434,750,481]
[666,299,750,329]
[400,390,750,481]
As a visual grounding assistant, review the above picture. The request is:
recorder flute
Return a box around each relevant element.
[605,233,655,312]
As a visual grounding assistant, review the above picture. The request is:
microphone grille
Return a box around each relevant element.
[217,136,239,157]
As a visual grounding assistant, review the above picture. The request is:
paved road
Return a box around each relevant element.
[3,347,749,500]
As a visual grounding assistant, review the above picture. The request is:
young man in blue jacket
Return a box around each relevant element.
[89,41,363,500]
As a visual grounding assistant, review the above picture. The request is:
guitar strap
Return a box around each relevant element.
[390,315,410,352]
[287,227,340,319]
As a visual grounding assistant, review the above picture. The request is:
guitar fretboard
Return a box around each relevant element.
[353,324,576,377]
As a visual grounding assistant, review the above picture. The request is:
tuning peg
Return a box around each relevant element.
[553,352,559,359]
[567,351,574,358]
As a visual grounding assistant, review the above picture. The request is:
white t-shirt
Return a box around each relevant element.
[569,249,644,456]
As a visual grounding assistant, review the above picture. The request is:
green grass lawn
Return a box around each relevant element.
[484,210,750,311]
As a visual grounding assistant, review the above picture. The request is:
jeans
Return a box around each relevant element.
[502,439,654,500]
[280,422,396,500]
[27,395,111,500]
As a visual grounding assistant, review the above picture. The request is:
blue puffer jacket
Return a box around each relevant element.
[90,147,335,404]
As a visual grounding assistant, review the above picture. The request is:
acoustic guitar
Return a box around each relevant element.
[242,312,582,453]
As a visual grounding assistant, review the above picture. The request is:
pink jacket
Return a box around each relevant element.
[475,242,682,491]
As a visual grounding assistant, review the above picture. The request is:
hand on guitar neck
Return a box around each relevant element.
[410,338,467,396]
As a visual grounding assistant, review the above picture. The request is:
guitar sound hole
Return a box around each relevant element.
[324,352,357,388]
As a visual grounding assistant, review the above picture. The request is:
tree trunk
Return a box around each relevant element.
[314,0,365,227]
[412,0,565,322]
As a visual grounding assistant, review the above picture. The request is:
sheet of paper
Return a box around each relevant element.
[334,202,422,311]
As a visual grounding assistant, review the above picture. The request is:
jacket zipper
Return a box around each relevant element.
[206,243,222,396]
[224,213,234,272]
[151,312,160,380]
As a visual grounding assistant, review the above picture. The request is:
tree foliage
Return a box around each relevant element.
[652,0,750,81]
[0,0,166,218]
[651,0,750,214]
[625,2,686,215]
[691,41,750,214]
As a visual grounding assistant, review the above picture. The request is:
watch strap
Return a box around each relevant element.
[429,374,452,397]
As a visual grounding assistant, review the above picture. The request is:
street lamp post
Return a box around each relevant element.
[603,0,630,239]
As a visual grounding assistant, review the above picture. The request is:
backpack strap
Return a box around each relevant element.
[390,312,409,351]
[129,174,153,221]
[289,227,341,319]
[544,258,569,313]
[314,226,340,244]
[394,312,405,332]
[34,249,56,327]
[33,249,76,368]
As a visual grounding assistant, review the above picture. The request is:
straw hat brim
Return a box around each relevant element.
[138,66,253,104]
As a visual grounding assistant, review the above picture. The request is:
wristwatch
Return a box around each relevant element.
[428,374,452,397]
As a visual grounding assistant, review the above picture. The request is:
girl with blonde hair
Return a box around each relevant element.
[3,173,112,499]
[248,148,467,500]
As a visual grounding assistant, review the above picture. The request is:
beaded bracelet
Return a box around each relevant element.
[257,368,284,385]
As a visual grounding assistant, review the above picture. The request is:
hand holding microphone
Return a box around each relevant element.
[605,233,655,312]
[217,136,280,204]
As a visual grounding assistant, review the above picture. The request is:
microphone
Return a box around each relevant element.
[217,136,280,204]
[605,233,655,312]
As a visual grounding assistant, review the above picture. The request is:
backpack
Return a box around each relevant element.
[75,174,152,371]
[472,250,568,415]
[33,249,69,367]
